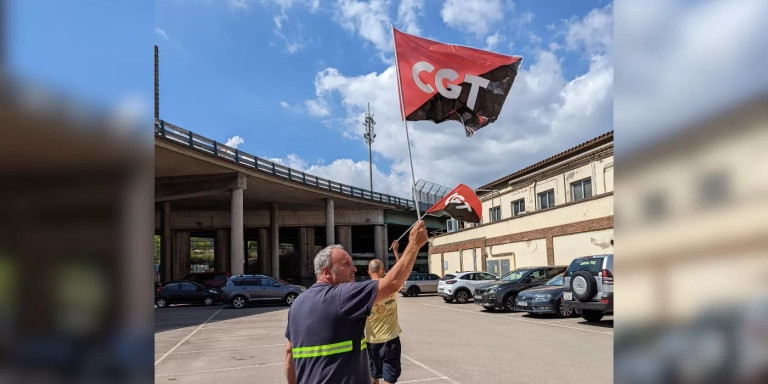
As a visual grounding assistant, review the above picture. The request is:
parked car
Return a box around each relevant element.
[513,274,576,317]
[561,254,614,322]
[474,266,567,312]
[182,271,230,290]
[222,274,306,309]
[400,273,441,297]
[155,280,221,308]
[437,271,498,304]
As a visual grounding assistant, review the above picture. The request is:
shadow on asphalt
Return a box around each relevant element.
[155,303,290,333]
[576,319,614,328]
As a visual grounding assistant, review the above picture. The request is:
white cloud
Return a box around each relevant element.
[228,0,248,9]
[565,4,612,55]
[155,28,168,40]
[333,0,392,52]
[397,0,424,35]
[441,0,505,38]
[225,135,245,148]
[616,0,768,149]
[302,4,614,197]
[305,99,330,117]
[485,31,503,50]
[280,101,291,108]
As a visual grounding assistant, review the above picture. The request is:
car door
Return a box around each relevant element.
[241,278,263,301]
[181,282,203,303]
[260,277,284,301]
[523,269,548,290]
[163,282,183,303]
[426,274,440,293]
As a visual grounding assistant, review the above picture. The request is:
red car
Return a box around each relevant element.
[182,272,230,290]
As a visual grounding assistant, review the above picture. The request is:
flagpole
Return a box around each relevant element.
[388,211,429,250]
[392,25,422,219]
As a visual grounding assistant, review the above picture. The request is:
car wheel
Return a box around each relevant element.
[483,307,495,312]
[232,295,247,309]
[285,293,298,306]
[503,295,516,312]
[155,297,168,308]
[582,309,604,322]
[572,271,597,302]
[555,298,573,318]
[203,297,214,306]
[442,297,454,303]
[454,289,470,304]
[407,286,420,297]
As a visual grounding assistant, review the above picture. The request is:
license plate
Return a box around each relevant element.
[474,295,482,300]
[564,291,572,300]
[516,301,527,307]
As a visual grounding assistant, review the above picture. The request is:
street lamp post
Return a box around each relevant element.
[362,103,376,192]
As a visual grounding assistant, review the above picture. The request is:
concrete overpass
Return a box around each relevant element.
[154,120,445,286]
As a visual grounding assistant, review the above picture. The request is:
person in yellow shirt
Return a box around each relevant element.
[365,240,403,384]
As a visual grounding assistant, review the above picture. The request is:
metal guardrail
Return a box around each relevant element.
[155,119,415,209]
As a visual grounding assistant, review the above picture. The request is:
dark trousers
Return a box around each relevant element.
[367,336,402,383]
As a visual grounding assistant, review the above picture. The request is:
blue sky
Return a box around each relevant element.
[7,0,614,199]
[154,0,614,198]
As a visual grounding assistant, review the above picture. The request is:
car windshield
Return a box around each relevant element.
[498,269,531,282]
[545,275,564,286]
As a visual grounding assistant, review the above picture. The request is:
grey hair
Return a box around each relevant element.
[314,244,344,277]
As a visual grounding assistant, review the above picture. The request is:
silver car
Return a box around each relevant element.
[437,271,498,304]
[400,273,441,297]
[562,254,614,322]
[222,274,306,309]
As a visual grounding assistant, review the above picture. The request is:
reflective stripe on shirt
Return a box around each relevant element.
[291,338,368,359]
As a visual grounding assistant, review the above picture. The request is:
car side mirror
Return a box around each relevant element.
[522,276,533,283]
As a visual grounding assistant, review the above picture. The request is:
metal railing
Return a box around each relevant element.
[155,119,414,209]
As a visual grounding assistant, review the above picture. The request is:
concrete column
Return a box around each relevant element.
[325,198,335,245]
[258,228,269,275]
[162,202,172,282]
[374,225,385,263]
[215,229,230,272]
[336,226,352,252]
[173,230,190,280]
[384,224,390,269]
[230,186,245,276]
[298,227,315,278]
[270,202,279,279]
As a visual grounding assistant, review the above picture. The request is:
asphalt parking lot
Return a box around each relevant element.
[155,294,613,383]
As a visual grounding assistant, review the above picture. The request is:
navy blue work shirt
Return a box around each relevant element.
[285,280,379,384]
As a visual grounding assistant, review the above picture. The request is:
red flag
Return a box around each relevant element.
[393,28,522,137]
[425,184,482,223]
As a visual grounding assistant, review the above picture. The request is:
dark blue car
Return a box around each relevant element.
[514,275,576,317]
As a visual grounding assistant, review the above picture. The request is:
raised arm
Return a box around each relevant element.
[391,240,400,263]
[375,220,428,303]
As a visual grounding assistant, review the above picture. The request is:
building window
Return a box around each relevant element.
[538,189,555,210]
[699,171,729,207]
[644,191,667,222]
[570,178,593,202]
[447,219,460,232]
[488,206,501,222]
[511,199,525,216]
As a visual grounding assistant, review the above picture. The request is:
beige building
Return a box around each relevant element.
[429,132,614,277]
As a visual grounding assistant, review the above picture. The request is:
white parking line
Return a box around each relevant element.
[421,303,613,335]
[399,378,452,383]
[155,362,283,377]
[154,307,222,366]
[155,331,274,342]
[155,343,285,355]
[402,353,461,384]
